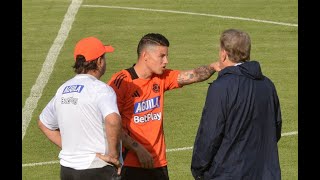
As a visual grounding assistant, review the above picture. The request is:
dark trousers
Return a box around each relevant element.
[60,165,120,180]
[120,166,169,180]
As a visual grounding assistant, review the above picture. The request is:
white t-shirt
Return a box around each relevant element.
[40,74,122,170]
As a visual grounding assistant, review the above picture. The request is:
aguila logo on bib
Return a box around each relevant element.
[134,96,160,114]
[62,85,84,94]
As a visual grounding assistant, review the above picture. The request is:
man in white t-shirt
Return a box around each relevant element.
[38,37,122,180]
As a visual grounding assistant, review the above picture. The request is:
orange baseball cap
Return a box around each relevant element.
[73,37,114,61]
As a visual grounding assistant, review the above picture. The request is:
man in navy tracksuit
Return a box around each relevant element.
[191,29,282,180]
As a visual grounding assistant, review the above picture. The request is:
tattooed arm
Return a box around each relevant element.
[122,132,154,168]
[177,62,220,86]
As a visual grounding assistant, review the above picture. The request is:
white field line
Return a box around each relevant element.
[166,130,298,152]
[22,131,297,167]
[281,131,298,136]
[22,160,60,167]
[22,0,83,140]
[82,5,297,27]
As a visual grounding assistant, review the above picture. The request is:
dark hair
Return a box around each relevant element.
[220,29,251,63]
[73,54,104,74]
[137,33,170,58]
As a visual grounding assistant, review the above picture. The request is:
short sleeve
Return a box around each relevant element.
[39,96,59,130]
[97,86,120,119]
[163,69,181,90]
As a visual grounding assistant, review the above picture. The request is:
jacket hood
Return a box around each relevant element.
[218,61,264,80]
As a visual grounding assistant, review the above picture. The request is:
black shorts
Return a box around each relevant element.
[120,166,169,180]
[60,165,120,180]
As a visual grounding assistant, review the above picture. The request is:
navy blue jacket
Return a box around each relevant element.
[191,61,282,180]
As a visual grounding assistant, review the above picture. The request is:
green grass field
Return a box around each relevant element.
[22,0,297,179]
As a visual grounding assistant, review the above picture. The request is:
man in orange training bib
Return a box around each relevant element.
[107,33,220,180]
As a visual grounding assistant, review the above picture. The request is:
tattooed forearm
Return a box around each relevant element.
[178,65,215,86]
[122,131,140,150]
[194,65,215,80]
[132,142,138,148]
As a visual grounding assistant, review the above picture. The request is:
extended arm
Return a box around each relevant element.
[177,62,220,86]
